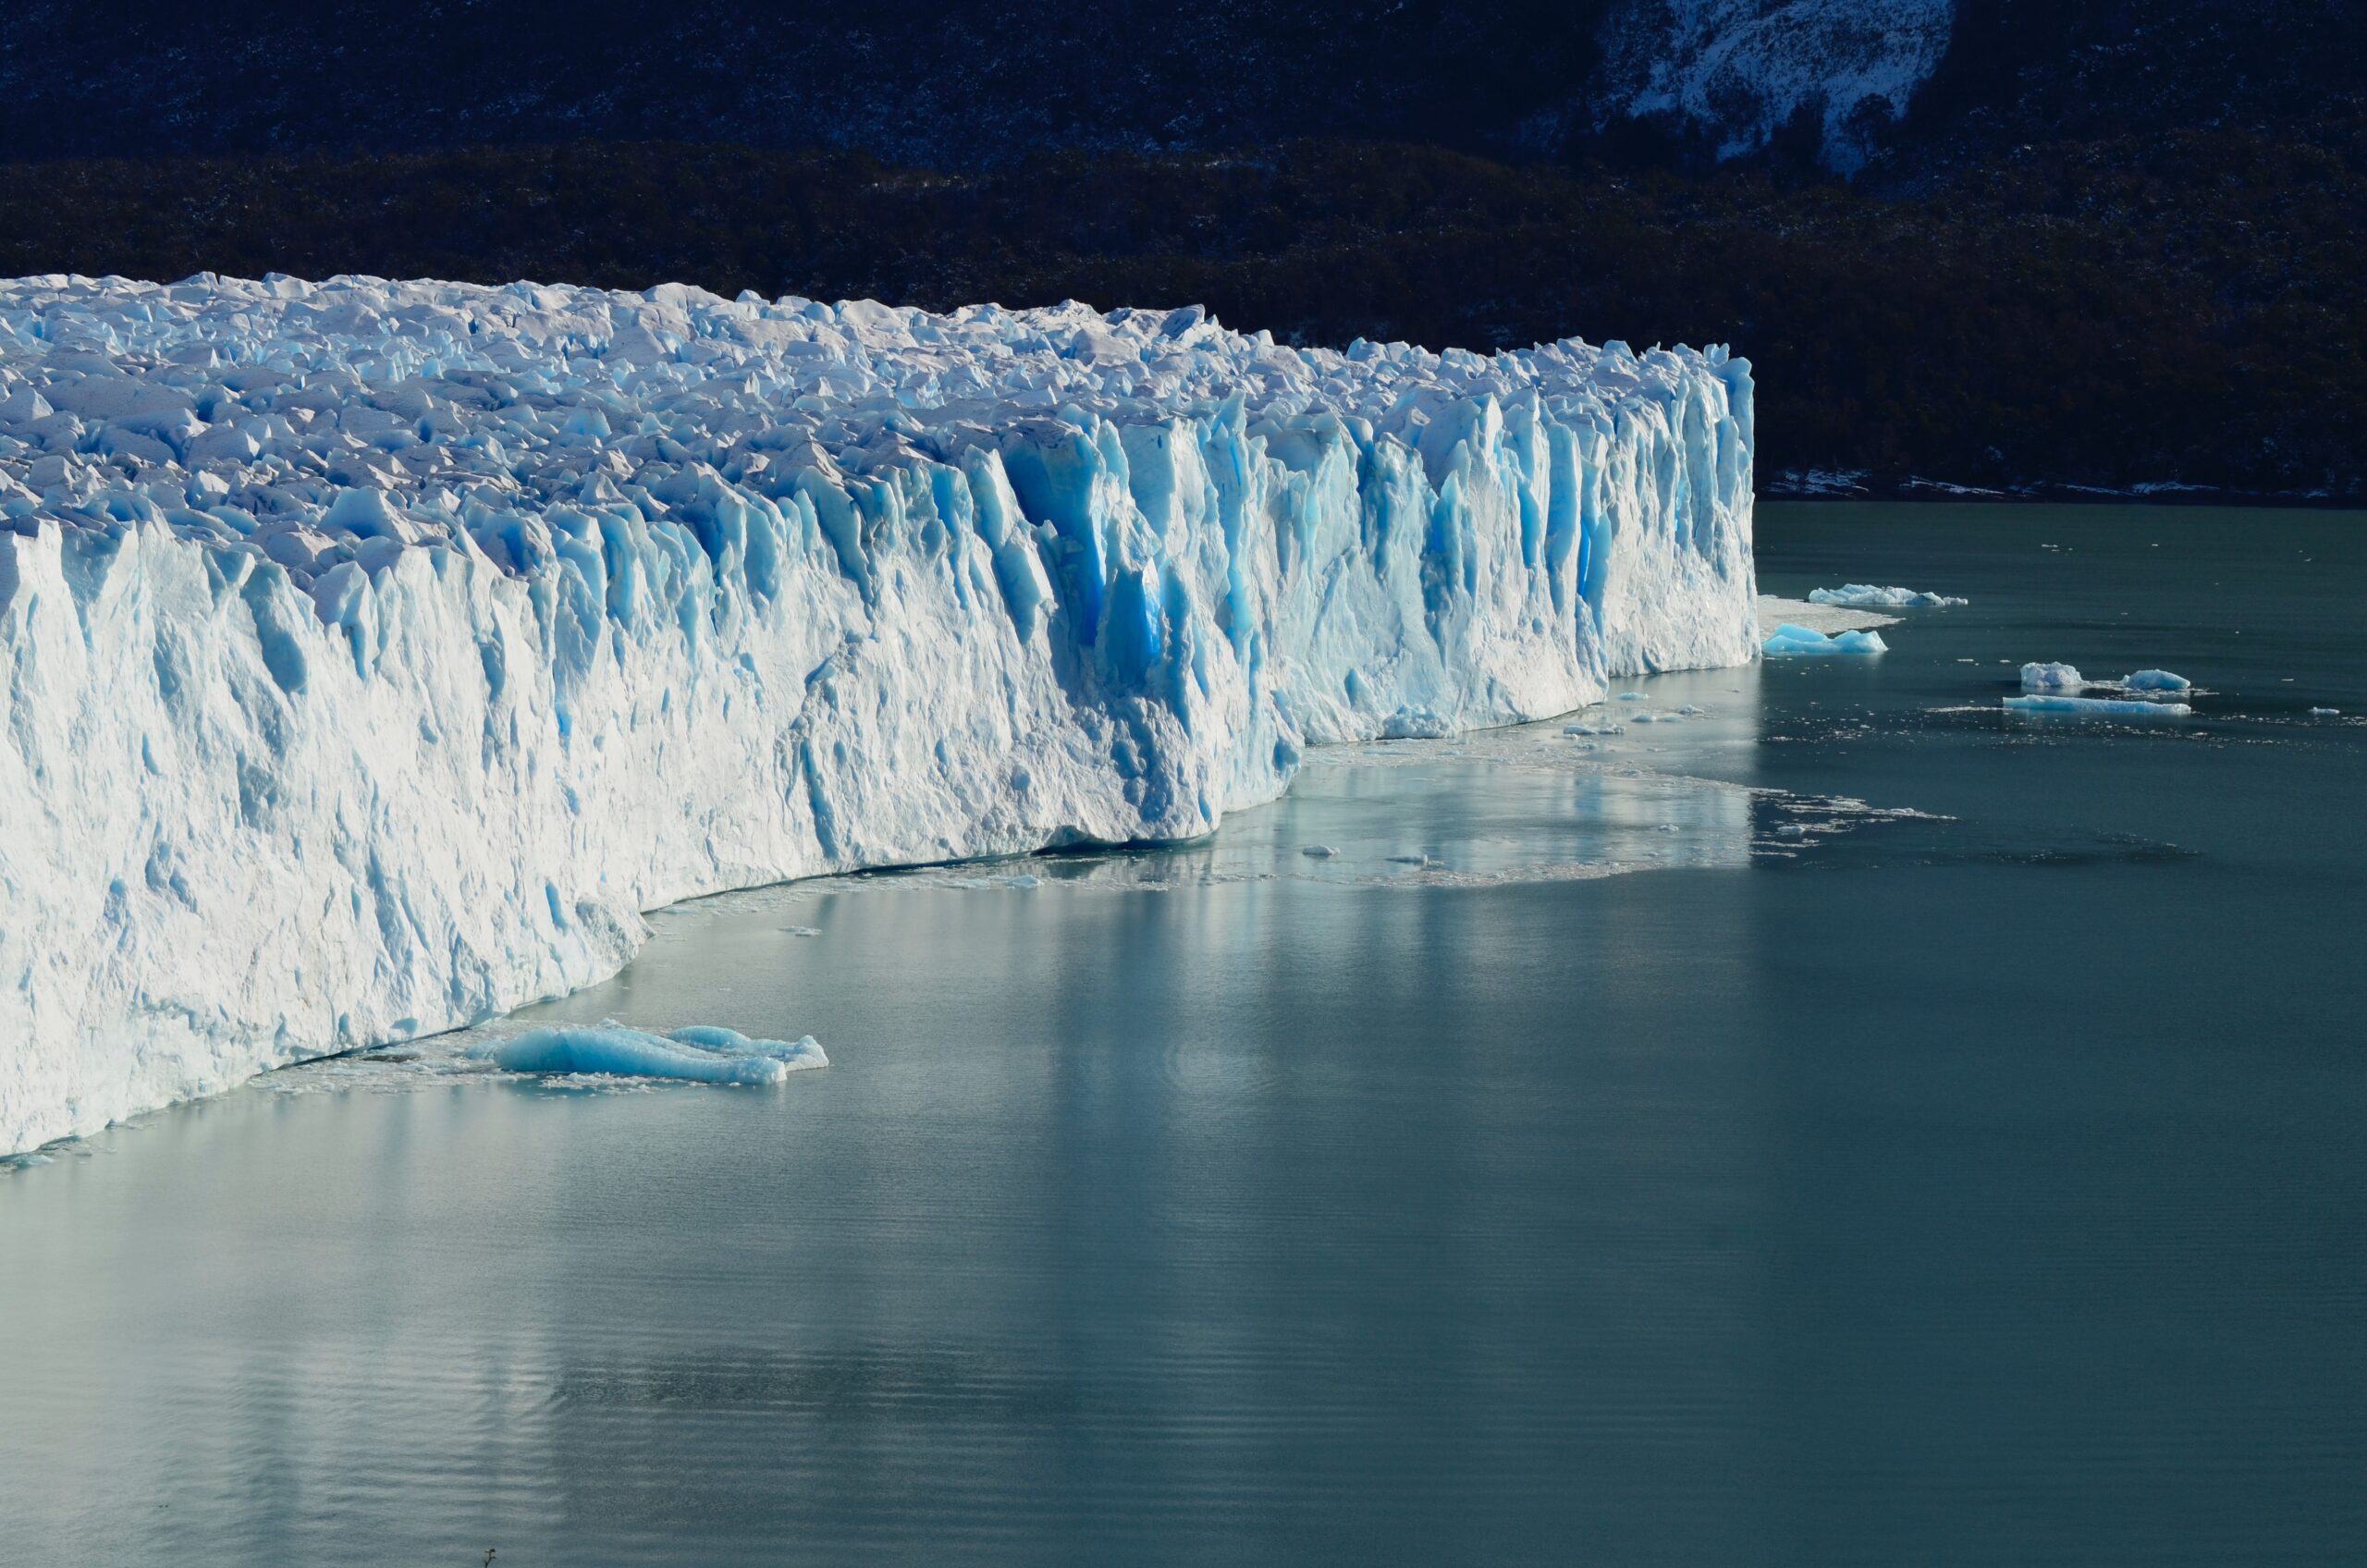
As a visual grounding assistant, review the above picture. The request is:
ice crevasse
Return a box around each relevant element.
[0,274,1759,1153]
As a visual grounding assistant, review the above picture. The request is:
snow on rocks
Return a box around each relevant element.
[0,273,1759,1152]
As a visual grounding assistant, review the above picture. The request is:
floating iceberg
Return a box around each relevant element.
[1808,584,1967,608]
[2004,695,2191,717]
[0,273,1757,1152]
[2124,669,2191,692]
[2020,662,2086,691]
[468,1022,825,1084]
[1763,622,1887,656]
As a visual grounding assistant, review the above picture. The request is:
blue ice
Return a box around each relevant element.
[1763,623,1887,657]
[2124,669,2191,692]
[468,1022,827,1083]
[2004,694,2191,717]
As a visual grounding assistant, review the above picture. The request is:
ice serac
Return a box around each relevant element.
[0,274,1759,1153]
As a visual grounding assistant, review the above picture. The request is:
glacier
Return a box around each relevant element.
[0,273,1758,1155]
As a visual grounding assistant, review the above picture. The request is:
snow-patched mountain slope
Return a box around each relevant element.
[1595,0,1956,172]
[0,275,1757,1153]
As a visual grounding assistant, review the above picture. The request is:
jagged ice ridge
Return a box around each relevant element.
[0,273,1758,1153]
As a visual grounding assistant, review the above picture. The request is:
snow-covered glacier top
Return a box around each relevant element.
[0,273,1757,1155]
[0,270,1721,579]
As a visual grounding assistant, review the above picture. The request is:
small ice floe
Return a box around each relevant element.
[1677,704,1708,716]
[1564,721,1625,736]
[1301,845,1339,858]
[467,1022,827,1084]
[1617,692,1647,702]
[1809,584,1968,608]
[1387,853,1431,865]
[1007,874,1043,888]
[1774,823,1806,838]
[2005,695,2192,717]
[2124,669,2191,692]
[1763,623,1887,657]
[779,925,822,937]
[2020,662,2085,691]
[2311,707,2341,717]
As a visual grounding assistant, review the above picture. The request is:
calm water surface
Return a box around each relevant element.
[4,504,2363,1566]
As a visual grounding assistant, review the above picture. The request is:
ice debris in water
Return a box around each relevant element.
[2310,707,2340,717]
[469,1022,827,1084]
[1809,584,1967,608]
[2004,694,2191,717]
[1564,721,1625,735]
[1763,623,1887,656]
[2020,662,2086,691]
[2124,669,2191,692]
[1301,845,1339,858]
[0,271,1760,1156]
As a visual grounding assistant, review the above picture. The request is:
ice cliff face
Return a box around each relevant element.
[1595,0,1956,172]
[0,274,1756,1153]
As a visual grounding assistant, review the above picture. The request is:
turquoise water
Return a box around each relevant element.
[3,504,2361,1565]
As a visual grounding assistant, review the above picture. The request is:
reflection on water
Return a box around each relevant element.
[4,505,2364,1567]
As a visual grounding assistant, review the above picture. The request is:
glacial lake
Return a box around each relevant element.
[4,503,2362,1566]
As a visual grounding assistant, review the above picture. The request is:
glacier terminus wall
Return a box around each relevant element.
[0,274,1758,1154]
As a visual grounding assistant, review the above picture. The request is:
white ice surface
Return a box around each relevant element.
[0,274,1759,1153]
[1755,594,1895,635]
[1809,583,1967,608]
[2020,662,2086,691]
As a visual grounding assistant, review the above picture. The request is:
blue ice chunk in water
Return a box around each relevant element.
[2004,694,2191,717]
[469,1022,823,1083]
[667,1024,828,1071]
[2124,669,2191,692]
[1762,623,1886,657]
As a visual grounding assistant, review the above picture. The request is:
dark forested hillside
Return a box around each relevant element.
[2,1,2360,497]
